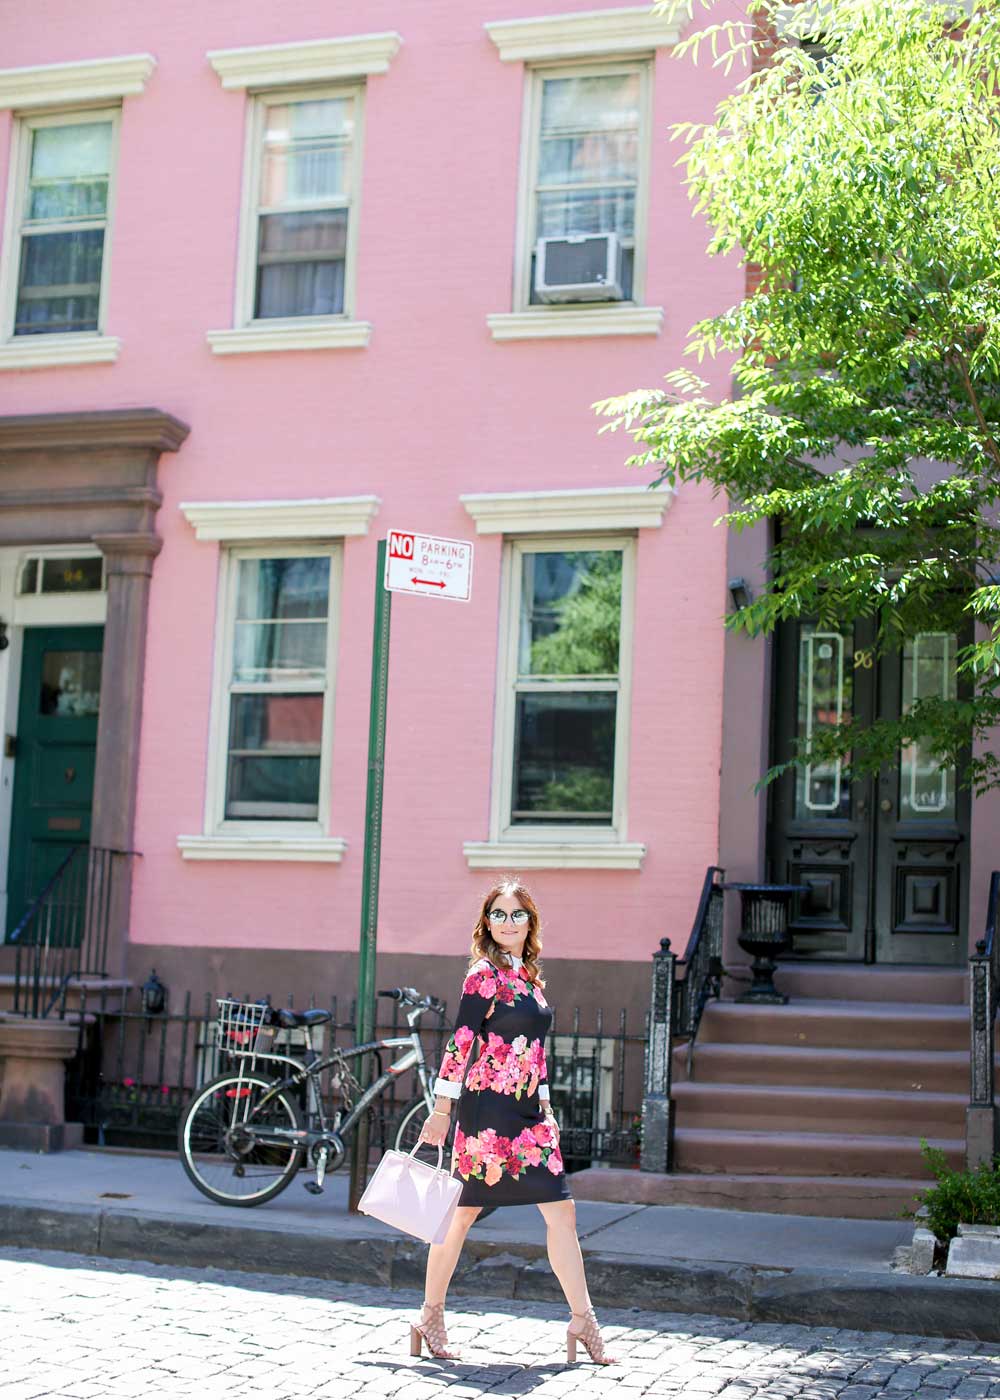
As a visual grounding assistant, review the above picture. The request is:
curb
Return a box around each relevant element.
[1,1200,998,1342]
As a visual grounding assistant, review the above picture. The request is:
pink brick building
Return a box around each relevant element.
[0,3,742,1019]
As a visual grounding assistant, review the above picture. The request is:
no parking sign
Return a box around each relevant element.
[383,529,474,602]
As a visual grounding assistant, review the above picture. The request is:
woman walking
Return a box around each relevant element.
[415,878,617,1365]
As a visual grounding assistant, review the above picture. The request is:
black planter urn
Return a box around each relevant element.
[724,883,808,1005]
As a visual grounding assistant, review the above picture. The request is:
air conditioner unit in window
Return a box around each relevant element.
[534,232,624,304]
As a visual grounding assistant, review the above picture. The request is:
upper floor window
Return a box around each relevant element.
[238,86,362,326]
[7,110,118,339]
[517,62,650,311]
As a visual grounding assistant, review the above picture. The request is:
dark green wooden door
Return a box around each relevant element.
[6,626,103,938]
[770,618,969,965]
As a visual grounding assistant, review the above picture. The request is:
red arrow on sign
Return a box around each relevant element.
[411,577,447,588]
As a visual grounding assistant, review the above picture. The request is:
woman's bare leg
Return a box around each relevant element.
[536,1200,590,1313]
[423,1206,482,1306]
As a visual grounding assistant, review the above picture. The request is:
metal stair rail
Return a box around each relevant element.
[9,845,125,1019]
[641,865,725,1172]
[968,869,1000,1167]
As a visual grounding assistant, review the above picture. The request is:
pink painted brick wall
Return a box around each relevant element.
[0,1,744,963]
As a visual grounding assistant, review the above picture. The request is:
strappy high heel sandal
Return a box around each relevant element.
[409,1301,461,1360]
[566,1307,617,1365]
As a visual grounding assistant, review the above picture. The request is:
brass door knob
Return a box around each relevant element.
[880,798,893,813]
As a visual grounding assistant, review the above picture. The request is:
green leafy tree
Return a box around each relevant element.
[598,0,1000,792]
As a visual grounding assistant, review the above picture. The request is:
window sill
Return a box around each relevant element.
[0,334,121,370]
[177,834,348,863]
[206,322,371,355]
[463,839,646,871]
[487,306,662,342]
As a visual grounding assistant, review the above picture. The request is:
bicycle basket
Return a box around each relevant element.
[217,999,277,1061]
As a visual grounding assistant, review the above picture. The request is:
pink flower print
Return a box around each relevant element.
[495,1136,512,1158]
[525,1145,543,1167]
[454,1024,476,1053]
[479,975,497,999]
[495,983,515,1005]
[464,1135,482,1156]
[528,1072,540,1097]
[485,1031,506,1055]
[513,1129,535,1152]
[505,1154,523,1177]
[484,1161,503,1187]
[532,1121,552,1146]
[479,1128,498,1152]
[457,1152,475,1177]
[547,1147,564,1175]
[510,1035,528,1055]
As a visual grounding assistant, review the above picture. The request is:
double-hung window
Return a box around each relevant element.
[526,64,644,306]
[499,538,635,838]
[6,109,118,339]
[215,547,340,827]
[238,86,362,327]
[515,60,647,312]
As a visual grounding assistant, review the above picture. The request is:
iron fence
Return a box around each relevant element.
[65,984,645,1171]
[968,870,1000,1167]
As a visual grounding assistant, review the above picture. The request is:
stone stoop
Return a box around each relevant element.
[0,975,131,1017]
[573,964,979,1220]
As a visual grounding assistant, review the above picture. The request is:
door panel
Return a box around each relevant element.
[6,626,103,937]
[771,619,968,965]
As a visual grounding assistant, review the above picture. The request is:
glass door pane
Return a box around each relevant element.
[794,624,853,819]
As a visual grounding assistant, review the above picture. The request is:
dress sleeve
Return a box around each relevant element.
[433,962,497,1099]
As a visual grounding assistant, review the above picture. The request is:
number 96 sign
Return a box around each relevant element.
[384,529,474,602]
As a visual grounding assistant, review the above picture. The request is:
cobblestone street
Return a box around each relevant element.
[1,1248,998,1400]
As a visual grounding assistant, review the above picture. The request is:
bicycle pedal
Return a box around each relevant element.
[303,1182,324,1195]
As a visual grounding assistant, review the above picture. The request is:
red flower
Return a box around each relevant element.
[505,1154,522,1176]
[122,1077,135,1088]
[457,1152,475,1176]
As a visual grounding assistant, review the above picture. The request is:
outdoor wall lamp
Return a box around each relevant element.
[141,968,167,1017]
[728,577,754,611]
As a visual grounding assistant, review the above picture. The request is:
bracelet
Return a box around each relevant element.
[429,1109,451,1119]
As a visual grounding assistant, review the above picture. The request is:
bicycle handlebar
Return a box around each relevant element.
[378,987,445,1014]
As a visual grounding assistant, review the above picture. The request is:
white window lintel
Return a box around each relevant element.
[206,322,371,355]
[463,840,646,871]
[207,33,402,90]
[0,334,120,371]
[180,496,381,542]
[0,54,156,110]
[488,306,662,341]
[485,7,680,63]
[178,834,348,863]
[461,484,672,535]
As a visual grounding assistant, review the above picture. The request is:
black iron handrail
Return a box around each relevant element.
[677,865,726,1056]
[640,865,725,1173]
[968,870,999,1165]
[8,845,131,1019]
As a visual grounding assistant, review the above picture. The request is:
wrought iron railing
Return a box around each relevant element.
[968,870,999,1167]
[64,982,645,1169]
[8,845,129,1019]
[640,865,725,1172]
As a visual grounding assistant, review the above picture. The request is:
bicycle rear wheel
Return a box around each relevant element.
[394,1096,453,1159]
[179,1070,305,1207]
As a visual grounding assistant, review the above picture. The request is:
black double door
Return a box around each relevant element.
[770,618,969,965]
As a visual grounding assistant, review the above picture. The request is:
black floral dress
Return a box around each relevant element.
[433,953,571,1206]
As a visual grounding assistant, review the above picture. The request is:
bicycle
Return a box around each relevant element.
[178,986,450,1207]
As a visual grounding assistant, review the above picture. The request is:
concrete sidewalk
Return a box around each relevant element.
[1,1147,998,1342]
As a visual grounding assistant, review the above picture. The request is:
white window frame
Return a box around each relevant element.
[512,57,653,315]
[0,105,121,356]
[232,81,365,334]
[202,541,343,842]
[491,533,637,847]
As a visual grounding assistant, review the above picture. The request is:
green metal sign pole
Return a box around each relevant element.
[348,538,392,1213]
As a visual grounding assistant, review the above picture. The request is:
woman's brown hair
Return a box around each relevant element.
[470,877,545,988]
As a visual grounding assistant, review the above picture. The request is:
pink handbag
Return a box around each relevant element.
[357,1140,462,1245]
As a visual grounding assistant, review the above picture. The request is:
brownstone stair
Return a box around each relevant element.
[573,964,981,1220]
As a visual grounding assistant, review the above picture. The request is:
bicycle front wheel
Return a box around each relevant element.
[179,1070,306,1207]
[394,1096,453,1160]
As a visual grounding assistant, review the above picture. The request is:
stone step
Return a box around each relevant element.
[699,998,967,1051]
[0,975,131,1016]
[674,1042,975,1092]
[672,1081,966,1136]
[673,1126,963,1178]
[757,963,967,1005]
[570,1167,932,1220]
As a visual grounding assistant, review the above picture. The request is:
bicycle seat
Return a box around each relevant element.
[272,1008,333,1029]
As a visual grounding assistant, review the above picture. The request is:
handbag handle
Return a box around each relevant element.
[408,1139,445,1173]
